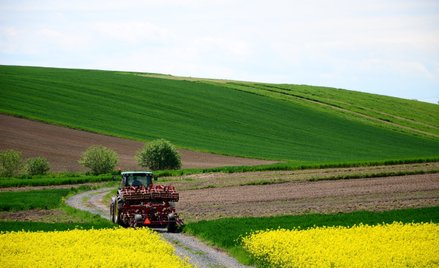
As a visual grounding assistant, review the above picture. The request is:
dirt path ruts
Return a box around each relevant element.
[65,188,112,221]
[65,188,250,268]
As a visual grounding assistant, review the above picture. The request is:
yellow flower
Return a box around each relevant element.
[0,228,192,268]
[242,222,439,268]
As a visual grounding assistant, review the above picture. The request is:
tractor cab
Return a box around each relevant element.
[121,171,154,187]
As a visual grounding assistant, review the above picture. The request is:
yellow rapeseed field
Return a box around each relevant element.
[242,222,439,268]
[0,228,192,268]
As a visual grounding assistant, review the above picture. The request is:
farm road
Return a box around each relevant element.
[66,188,250,268]
[66,188,113,221]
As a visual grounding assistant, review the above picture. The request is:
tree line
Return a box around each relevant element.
[0,139,181,177]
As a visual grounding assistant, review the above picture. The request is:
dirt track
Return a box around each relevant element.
[0,114,275,172]
[65,188,250,268]
[177,173,439,221]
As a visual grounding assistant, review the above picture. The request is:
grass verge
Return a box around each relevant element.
[156,157,439,178]
[0,173,118,187]
[2,158,437,188]
[241,169,439,186]
[0,221,113,232]
[0,187,114,232]
[0,189,70,211]
[184,207,439,265]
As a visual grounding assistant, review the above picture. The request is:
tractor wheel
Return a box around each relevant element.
[167,221,177,233]
[114,200,123,226]
[110,201,115,223]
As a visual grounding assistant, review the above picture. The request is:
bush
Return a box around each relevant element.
[79,145,118,175]
[136,139,181,171]
[25,157,50,175]
[0,150,22,177]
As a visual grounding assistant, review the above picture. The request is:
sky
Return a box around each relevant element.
[1,0,438,103]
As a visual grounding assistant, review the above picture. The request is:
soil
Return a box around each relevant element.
[176,173,439,221]
[161,162,439,190]
[0,114,275,172]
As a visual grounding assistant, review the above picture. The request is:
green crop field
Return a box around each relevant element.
[1,65,438,164]
[0,188,114,232]
[184,207,439,264]
[0,173,116,187]
[219,81,439,139]
[0,189,70,211]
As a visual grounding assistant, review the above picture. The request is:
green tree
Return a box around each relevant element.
[79,145,118,175]
[0,149,23,177]
[25,157,50,175]
[136,139,181,171]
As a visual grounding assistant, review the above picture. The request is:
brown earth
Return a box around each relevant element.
[0,114,275,172]
[162,162,439,190]
[176,173,439,221]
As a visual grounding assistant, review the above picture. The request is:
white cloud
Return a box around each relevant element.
[37,28,91,51]
[93,21,170,45]
[360,59,437,80]
[1,0,438,103]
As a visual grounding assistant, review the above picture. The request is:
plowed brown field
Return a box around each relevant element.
[177,173,439,221]
[0,114,275,172]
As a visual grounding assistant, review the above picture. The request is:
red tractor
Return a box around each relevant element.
[110,171,183,232]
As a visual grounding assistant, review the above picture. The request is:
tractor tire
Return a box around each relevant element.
[110,201,115,223]
[114,200,123,226]
[167,221,177,233]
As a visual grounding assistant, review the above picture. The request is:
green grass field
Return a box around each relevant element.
[0,173,116,187]
[1,65,438,164]
[0,221,113,232]
[184,207,439,264]
[221,82,439,139]
[0,189,70,211]
[0,188,114,231]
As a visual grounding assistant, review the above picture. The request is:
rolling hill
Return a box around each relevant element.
[1,65,438,165]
